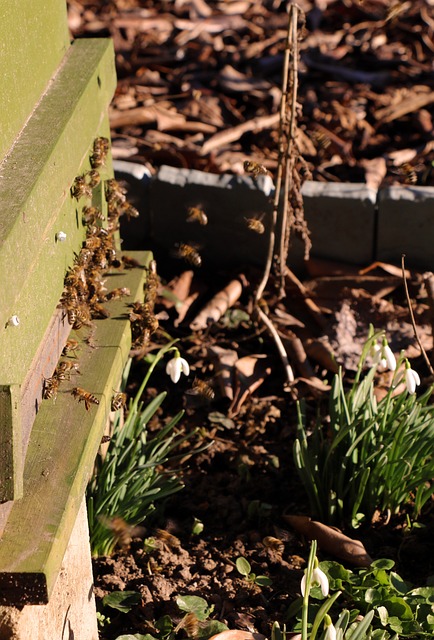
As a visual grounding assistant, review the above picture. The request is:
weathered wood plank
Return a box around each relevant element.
[0,38,116,333]
[0,253,151,605]
[0,0,70,164]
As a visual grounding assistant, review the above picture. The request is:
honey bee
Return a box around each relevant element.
[186,377,215,400]
[71,176,92,200]
[262,536,285,555]
[99,515,146,552]
[90,301,110,319]
[86,170,101,189]
[105,179,127,206]
[82,206,105,225]
[176,243,202,267]
[393,162,424,185]
[72,305,93,330]
[111,392,127,411]
[155,528,181,550]
[186,206,208,226]
[90,136,110,169]
[43,376,60,401]
[62,339,80,357]
[122,255,142,269]
[106,287,131,301]
[174,612,200,637]
[121,203,140,220]
[85,236,103,251]
[245,217,265,234]
[55,361,81,380]
[243,160,269,178]
[71,387,100,410]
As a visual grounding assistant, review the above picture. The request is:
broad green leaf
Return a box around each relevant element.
[372,559,395,571]
[255,575,272,586]
[196,620,228,640]
[155,615,174,638]
[176,595,213,621]
[103,590,141,613]
[116,635,157,640]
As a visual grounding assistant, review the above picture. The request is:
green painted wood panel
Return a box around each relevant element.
[0,38,116,334]
[0,0,70,164]
[0,254,151,605]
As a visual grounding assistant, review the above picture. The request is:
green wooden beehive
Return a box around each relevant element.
[0,0,150,605]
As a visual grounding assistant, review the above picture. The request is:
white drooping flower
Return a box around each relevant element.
[300,562,329,597]
[165,351,190,383]
[404,360,420,394]
[371,336,396,371]
[324,615,337,640]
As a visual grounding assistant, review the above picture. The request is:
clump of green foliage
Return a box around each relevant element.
[87,344,201,556]
[294,329,434,528]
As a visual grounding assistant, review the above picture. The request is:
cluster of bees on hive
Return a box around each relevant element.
[43,136,142,412]
[174,161,270,269]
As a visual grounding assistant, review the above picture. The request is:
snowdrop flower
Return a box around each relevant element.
[371,336,396,371]
[300,559,329,597]
[165,351,190,383]
[403,359,420,394]
[324,615,337,640]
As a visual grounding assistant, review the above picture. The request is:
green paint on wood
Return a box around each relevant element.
[0,38,116,333]
[0,0,70,164]
[0,254,150,605]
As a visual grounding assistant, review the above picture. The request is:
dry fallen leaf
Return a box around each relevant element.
[283,515,373,567]
[228,354,272,417]
[209,631,266,640]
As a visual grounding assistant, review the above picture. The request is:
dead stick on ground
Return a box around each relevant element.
[256,307,294,385]
[401,254,434,376]
[422,271,434,358]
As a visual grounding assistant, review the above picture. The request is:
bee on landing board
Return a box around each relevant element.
[71,176,92,200]
[43,376,60,401]
[111,391,127,412]
[243,160,269,178]
[71,387,99,410]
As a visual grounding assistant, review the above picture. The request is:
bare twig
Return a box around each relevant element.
[401,254,434,375]
[254,9,293,304]
[255,307,294,385]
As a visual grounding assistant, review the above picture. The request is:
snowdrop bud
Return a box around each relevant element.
[324,615,337,640]
[165,352,190,384]
[371,336,396,371]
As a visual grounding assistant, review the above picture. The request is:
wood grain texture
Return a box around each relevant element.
[0,0,70,163]
[0,253,150,605]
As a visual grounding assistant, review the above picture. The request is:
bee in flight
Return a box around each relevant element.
[393,162,424,185]
[176,243,202,267]
[186,377,215,400]
[186,206,208,226]
[99,515,146,552]
[71,387,99,410]
[243,160,269,178]
[245,217,265,234]
[155,528,181,550]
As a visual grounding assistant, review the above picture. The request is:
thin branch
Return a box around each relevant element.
[256,307,295,385]
[255,8,293,304]
[401,254,434,376]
